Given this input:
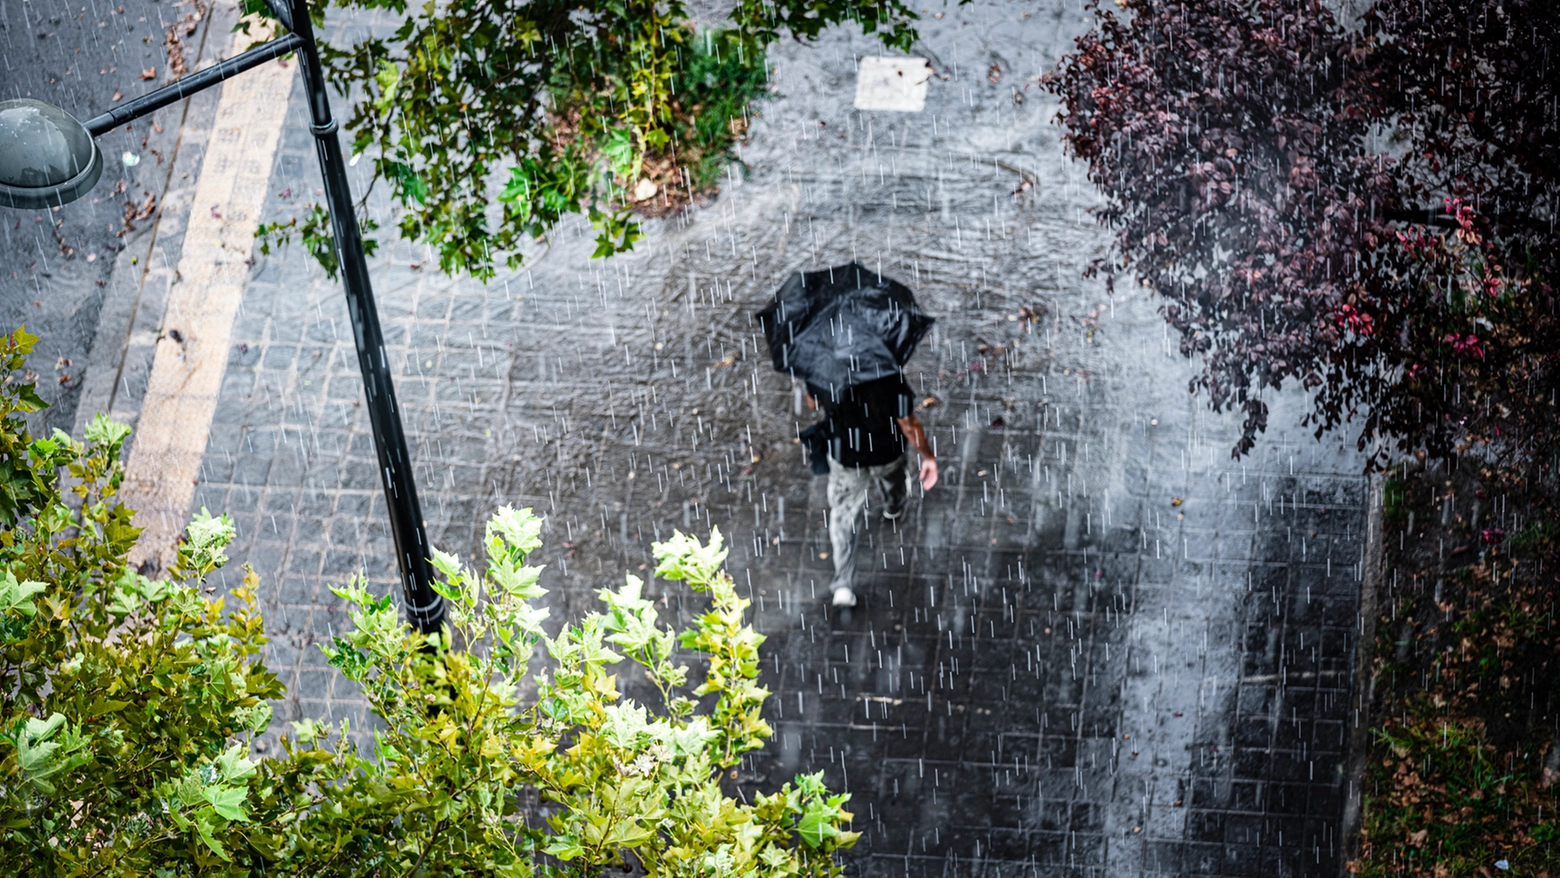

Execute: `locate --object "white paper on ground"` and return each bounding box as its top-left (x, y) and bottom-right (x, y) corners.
top-left (853, 56), bottom-right (933, 113)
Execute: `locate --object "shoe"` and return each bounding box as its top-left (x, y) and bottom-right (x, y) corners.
top-left (831, 587), bottom-right (857, 608)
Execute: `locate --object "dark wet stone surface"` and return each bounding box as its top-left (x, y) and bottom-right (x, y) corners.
top-left (4, 0), bottom-right (229, 437)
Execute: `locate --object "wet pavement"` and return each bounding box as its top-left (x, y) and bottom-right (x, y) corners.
top-left (47, 1), bottom-right (1370, 874)
top-left (4, 0), bottom-right (230, 436)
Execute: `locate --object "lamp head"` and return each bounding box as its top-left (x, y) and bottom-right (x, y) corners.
top-left (0, 99), bottom-right (103, 210)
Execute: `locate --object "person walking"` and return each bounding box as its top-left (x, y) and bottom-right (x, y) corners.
top-left (756, 262), bottom-right (938, 608)
top-left (806, 375), bottom-right (937, 607)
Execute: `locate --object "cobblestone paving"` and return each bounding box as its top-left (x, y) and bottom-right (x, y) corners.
top-left (115, 2), bottom-right (1371, 874)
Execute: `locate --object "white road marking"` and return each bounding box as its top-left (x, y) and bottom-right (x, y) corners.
top-left (122, 21), bottom-right (292, 571)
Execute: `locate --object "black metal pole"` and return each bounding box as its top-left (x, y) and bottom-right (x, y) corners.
top-left (286, 0), bottom-right (443, 634)
top-left (83, 33), bottom-right (304, 136)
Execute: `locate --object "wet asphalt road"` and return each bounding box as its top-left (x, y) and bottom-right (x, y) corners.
top-left (15, 1), bottom-right (1372, 875)
top-left (1, 0), bottom-right (223, 433)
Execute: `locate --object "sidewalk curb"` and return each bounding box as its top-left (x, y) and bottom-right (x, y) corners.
top-left (1340, 470), bottom-right (1385, 875)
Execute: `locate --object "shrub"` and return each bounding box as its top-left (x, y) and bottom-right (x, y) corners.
top-left (272, 515), bottom-right (858, 876)
top-left (0, 325), bottom-right (282, 872)
top-left (0, 326), bottom-right (854, 875)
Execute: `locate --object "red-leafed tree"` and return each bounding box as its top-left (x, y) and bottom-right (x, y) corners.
top-left (1045, 0), bottom-right (1559, 491)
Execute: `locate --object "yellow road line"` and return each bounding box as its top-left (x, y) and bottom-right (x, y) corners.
top-left (122, 22), bottom-right (292, 572)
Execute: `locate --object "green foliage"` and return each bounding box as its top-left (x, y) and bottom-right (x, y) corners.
top-left (0, 329), bottom-right (54, 528)
top-left (0, 326), bottom-right (284, 874)
top-left (302, 515), bottom-right (856, 875)
top-left (251, 0), bottom-right (920, 280)
top-left (255, 202), bottom-right (380, 281)
top-left (1360, 714), bottom-right (1560, 876)
top-left (675, 30), bottom-right (773, 193)
top-left (1505, 515), bottom-right (1559, 554)
top-left (1383, 475), bottom-right (1407, 522)
top-left (0, 326), bottom-right (855, 875)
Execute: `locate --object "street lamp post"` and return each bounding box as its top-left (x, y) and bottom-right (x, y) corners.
top-left (0, 0), bottom-right (444, 634)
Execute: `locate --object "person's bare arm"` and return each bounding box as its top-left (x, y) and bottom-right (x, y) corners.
top-left (895, 413), bottom-right (938, 490)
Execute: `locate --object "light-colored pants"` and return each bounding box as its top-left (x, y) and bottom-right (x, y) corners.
top-left (827, 455), bottom-right (909, 593)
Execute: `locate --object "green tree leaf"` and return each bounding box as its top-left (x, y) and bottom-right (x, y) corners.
top-left (0, 570), bottom-right (46, 617)
top-left (203, 784), bottom-right (250, 822)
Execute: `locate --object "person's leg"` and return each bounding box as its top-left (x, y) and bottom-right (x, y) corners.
top-left (826, 458), bottom-right (871, 604)
top-left (879, 455), bottom-right (910, 520)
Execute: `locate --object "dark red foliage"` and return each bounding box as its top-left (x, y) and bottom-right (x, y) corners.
top-left (1046, 0), bottom-right (1560, 490)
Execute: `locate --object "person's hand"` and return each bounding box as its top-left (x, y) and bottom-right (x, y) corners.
top-left (919, 458), bottom-right (938, 491)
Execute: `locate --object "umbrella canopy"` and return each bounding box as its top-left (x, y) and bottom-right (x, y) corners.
top-left (756, 263), bottom-right (935, 397)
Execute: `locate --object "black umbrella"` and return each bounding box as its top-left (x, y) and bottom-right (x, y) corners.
top-left (755, 263), bottom-right (935, 398)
